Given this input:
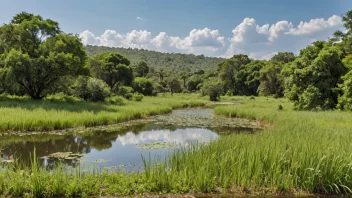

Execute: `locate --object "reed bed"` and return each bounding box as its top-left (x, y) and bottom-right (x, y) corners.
top-left (0, 94), bottom-right (205, 132)
top-left (144, 96), bottom-right (352, 195)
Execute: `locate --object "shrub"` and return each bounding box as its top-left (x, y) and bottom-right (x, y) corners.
top-left (278, 104), bottom-right (283, 110)
top-left (124, 93), bottom-right (133, 100)
top-left (46, 93), bottom-right (80, 103)
top-left (133, 77), bottom-right (154, 96)
top-left (105, 96), bottom-right (125, 105)
top-left (250, 96), bottom-right (255, 100)
top-left (72, 76), bottom-right (111, 102)
top-left (133, 93), bottom-right (144, 101)
top-left (117, 86), bottom-right (133, 99)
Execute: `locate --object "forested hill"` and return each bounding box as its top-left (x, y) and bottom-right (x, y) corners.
top-left (85, 45), bottom-right (226, 72)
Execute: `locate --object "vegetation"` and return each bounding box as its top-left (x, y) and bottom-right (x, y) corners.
top-left (1, 9), bottom-right (352, 197)
top-left (0, 94), bottom-right (205, 132)
top-left (85, 45), bottom-right (226, 73)
top-left (1, 97), bottom-right (352, 197)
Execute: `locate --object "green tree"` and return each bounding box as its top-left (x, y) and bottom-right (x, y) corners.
top-left (271, 52), bottom-right (296, 63)
top-left (168, 78), bottom-right (182, 94)
top-left (283, 42), bottom-right (347, 110)
top-left (180, 72), bottom-right (188, 88)
top-left (186, 74), bottom-right (203, 91)
top-left (72, 76), bottom-right (111, 102)
top-left (0, 12), bottom-right (87, 99)
top-left (156, 69), bottom-right (166, 82)
top-left (258, 61), bottom-right (284, 97)
top-left (89, 52), bottom-right (133, 90)
top-left (234, 60), bottom-right (264, 95)
top-left (133, 77), bottom-right (154, 96)
top-left (218, 54), bottom-right (251, 94)
top-left (338, 54), bottom-right (352, 110)
top-left (133, 61), bottom-right (149, 77)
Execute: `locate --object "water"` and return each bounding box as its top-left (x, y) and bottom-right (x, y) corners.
top-left (0, 109), bottom-right (258, 171)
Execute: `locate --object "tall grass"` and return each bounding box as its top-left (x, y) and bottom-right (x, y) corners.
top-left (1, 96), bottom-right (352, 196)
top-left (143, 97), bottom-right (352, 195)
top-left (0, 94), bottom-right (206, 132)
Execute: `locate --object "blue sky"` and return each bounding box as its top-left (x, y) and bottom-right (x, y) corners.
top-left (0, 0), bottom-right (351, 58)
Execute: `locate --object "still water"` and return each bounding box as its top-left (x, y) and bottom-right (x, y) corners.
top-left (0, 109), bottom-right (257, 171)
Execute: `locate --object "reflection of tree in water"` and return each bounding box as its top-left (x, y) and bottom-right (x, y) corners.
top-left (0, 123), bottom-right (183, 168)
top-left (1, 135), bottom-right (91, 167)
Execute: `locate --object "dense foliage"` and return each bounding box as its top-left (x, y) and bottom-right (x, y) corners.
top-left (1, 11), bottom-right (352, 111)
top-left (85, 45), bottom-right (225, 73)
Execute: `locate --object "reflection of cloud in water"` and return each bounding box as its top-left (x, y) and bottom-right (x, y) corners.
top-left (117, 128), bottom-right (218, 146)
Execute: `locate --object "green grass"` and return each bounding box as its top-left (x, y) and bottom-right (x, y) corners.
top-left (144, 96), bottom-right (352, 195)
top-left (1, 96), bottom-right (352, 197)
top-left (0, 93), bottom-right (206, 132)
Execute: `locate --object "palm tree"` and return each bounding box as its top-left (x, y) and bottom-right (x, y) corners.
top-left (156, 69), bottom-right (166, 82)
top-left (180, 72), bottom-right (188, 88)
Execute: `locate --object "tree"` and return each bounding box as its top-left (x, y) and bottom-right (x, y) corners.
top-left (168, 78), bottom-right (182, 94)
top-left (180, 72), bottom-right (188, 88)
top-left (271, 52), bottom-right (296, 63)
top-left (338, 55), bottom-right (352, 110)
top-left (201, 78), bottom-right (223, 101)
top-left (234, 60), bottom-right (264, 96)
top-left (89, 52), bottom-right (133, 90)
top-left (0, 12), bottom-right (88, 99)
top-left (133, 77), bottom-right (154, 96)
top-left (258, 61), bottom-right (284, 97)
top-left (133, 61), bottom-right (149, 77)
top-left (156, 69), bottom-right (166, 82)
top-left (186, 74), bottom-right (203, 91)
top-left (283, 42), bottom-right (347, 110)
top-left (72, 76), bottom-right (111, 102)
top-left (218, 54), bottom-right (251, 94)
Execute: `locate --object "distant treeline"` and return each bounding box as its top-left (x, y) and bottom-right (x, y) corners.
top-left (1, 11), bottom-right (352, 111)
top-left (85, 45), bottom-right (226, 73)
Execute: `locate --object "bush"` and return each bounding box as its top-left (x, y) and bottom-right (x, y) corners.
top-left (250, 96), bottom-right (255, 100)
top-left (46, 93), bottom-right (80, 103)
top-left (133, 93), bottom-right (144, 101)
top-left (278, 104), bottom-right (283, 110)
top-left (117, 86), bottom-right (133, 99)
top-left (72, 76), bottom-right (111, 102)
top-left (124, 93), bottom-right (133, 100)
top-left (105, 96), bottom-right (125, 105)
top-left (133, 77), bottom-right (154, 96)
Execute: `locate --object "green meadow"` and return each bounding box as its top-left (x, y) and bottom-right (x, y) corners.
top-left (0, 94), bottom-right (205, 132)
top-left (0, 96), bottom-right (352, 197)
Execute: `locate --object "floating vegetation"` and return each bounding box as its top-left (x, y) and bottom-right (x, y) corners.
top-left (154, 109), bottom-right (261, 130)
top-left (44, 152), bottom-right (84, 160)
top-left (136, 142), bottom-right (176, 150)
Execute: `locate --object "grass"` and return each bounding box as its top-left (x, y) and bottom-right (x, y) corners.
top-left (0, 93), bottom-right (206, 132)
top-left (144, 96), bottom-right (352, 195)
top-left (1, 96), bottom-right (352, 197)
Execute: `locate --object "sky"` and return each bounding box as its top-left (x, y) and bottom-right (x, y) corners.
top-left (0, 0), bottom-right (351, 59)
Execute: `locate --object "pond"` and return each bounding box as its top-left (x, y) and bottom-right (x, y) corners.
top-left (0, 109), bottom-right (260, 171)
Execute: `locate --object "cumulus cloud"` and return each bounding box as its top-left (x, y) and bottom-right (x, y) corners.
top-left (224, 15), bottom-right (344, 59)
top-left (80, 28), bottom-right (225, 55)
top-left (80, 15), bottom-right (344, 58)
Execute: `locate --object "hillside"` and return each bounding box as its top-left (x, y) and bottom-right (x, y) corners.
top-left (85, 45), bottom-right (226, 72)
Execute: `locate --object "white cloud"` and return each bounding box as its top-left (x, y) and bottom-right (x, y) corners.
top-left (286, 15), bottom-right (343, 35)
top-left (80, 15), bottom-right (344, 59)
top-left (224, 15), bottom-right (344, 59)
top-left (80, 28), bottom-right (225, 55)
top-left (136, 16), bottom-right (147, 21)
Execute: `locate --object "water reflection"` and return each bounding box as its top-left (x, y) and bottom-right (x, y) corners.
top-left (0, 109), bottom-right (258, 171)
top-left (0, 124), bottom-right (221, 170)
